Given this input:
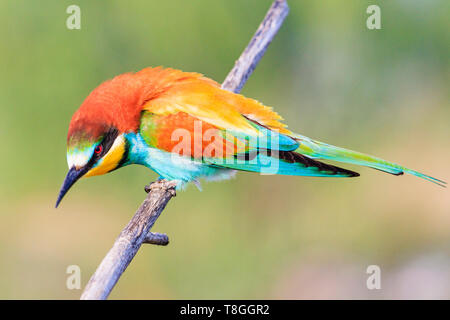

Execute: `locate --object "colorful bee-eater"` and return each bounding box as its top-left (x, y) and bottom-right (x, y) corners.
top-left (56, 67), bottom-right (445, 207)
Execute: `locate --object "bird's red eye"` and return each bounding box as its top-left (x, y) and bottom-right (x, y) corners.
top-left (94, 145), bottom-right (103, 155)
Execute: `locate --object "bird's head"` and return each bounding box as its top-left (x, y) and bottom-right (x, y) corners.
top-left (55, 120), bottom-right (128, 208)
top-left (56, 74), bottom-right (143, 208)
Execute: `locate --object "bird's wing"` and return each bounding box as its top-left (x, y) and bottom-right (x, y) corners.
top-left (139, 111), bottom-right (359, 178)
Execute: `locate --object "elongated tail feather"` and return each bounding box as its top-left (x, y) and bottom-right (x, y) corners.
top-left (294, 134), bottom-right (446, 187)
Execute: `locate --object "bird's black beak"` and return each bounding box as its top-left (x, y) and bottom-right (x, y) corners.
top-left (55, 166), bottom-right (86, 208)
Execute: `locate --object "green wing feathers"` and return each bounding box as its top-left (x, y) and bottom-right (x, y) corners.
top-left (293, 134), bottom-right (446, 187)
top-left (206, 119), bottom-right (361, 178)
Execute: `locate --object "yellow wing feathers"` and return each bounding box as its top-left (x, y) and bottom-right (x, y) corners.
top-left (140, 67), bottom-right (291, 135)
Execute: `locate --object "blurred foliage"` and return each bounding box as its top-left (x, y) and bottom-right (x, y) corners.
top-left (0, 0), bottom-right (448, 299)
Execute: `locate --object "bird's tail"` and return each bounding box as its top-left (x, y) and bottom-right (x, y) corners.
top-left (293, 134), bottom-right (446, 187)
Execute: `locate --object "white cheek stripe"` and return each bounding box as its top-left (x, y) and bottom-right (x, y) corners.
top-left (67, 146), bottom-right (94, 169)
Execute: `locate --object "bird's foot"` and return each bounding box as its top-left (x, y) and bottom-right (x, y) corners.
top-left (144, 179), bottom-right (178, 197)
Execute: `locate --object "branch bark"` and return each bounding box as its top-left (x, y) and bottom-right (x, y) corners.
top-left (80, 180), bottom-right (177, 300)
top-left (80, 0), bottom-right (289, 300)
top-left (143, 232), bottom-right (169, 246)
top-left (222, 0), bottom-right (289, 94)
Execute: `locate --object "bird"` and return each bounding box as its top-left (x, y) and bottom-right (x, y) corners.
top-left (56, 67), bottom-right (445, 207)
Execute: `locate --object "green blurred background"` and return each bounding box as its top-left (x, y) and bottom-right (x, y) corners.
top-left (0, 0), bottom-right (449, 299)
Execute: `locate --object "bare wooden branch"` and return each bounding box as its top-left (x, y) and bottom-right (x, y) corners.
top-left (80, 180), bottom-right (177, 300)
top-left (80, 0), bottom-right (289, 300)
top-left (222, 0), bottom-right (289, 93)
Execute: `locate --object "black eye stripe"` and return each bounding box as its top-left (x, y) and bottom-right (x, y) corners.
top-left (96, 128), bottom-right (119, 158)
top-left (84, 127), bottom-right (119, 170)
